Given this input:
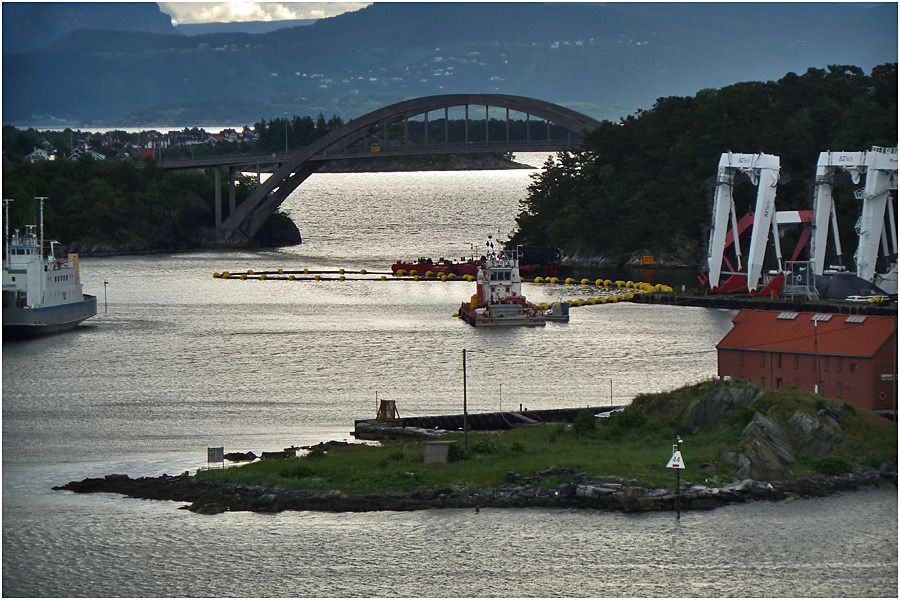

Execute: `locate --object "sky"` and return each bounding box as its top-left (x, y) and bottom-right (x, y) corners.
top-left (156, 1), bottom-right (370, 24)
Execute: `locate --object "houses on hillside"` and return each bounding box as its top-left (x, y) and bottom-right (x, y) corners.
top-left (18, 126), bottom-right (259, 163)
top-left (717, 309), bottom-right (897, 414)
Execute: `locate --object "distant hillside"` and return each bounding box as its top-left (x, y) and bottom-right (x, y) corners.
top-left (2, 2), bottom-right (896, 126)
top-left (175, 19), bottom-right (316, 36)
top-left (1, 2), bottom-right (176, 53)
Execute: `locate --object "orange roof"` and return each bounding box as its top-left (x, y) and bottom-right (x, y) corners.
top-left (717, 310), bottom-right (896, 357)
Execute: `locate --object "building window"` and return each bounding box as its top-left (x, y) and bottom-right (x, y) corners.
top-left (836, 357), bottom-right (843, 372)
top-left (836, 381), bottom-right (843, 398)
top-left (776, 353), bottom-right (782, 369)
top-left (793, 354), bottom-right (799, 369)
top-left (823, 356), bottom-right (829, 371)
top-left (760, 353), bottom-right (766, 368)
top-left (739, 351), bottom-right (744, 366)
top-left (850, 362), bottom-right (858, 372)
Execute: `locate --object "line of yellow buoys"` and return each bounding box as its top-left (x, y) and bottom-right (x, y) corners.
top-left (212, 269), bottom-right (675, 308)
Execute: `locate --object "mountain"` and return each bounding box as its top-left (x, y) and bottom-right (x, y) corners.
top-left (1, 2), bottom-right (176, 53)
top-left (175, 19), bottom-right (316, 36)
top-left (2, 2), bottom-right (896, 126)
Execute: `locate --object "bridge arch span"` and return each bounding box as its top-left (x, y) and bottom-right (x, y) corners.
top-left (221, 94), bottom-right (602, 242)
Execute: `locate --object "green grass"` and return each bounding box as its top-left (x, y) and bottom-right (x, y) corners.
top-left (197, 382), bottom-right (897, 494)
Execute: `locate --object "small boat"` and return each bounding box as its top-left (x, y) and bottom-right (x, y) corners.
top-left (2, 198), bottom-right (97, 337)
top-left (392, 244), bottom-right (567, 279)
top-left (457, 238), bottom-right (547, 327)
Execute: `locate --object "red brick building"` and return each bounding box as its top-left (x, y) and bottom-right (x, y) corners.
top-left (717, 310), bottom-right (897, 413)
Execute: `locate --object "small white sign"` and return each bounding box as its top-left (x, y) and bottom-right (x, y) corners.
top-left (666, 450), bottom-right (685, 469)
top-left (207, 447), bottom-right (224, 463)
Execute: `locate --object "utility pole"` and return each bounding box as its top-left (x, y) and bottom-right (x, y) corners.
top-left (462, 349), bottom-right (469, 449)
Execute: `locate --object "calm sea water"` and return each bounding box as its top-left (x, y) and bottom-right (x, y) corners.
top-left (3, 160), bottom-right (897, 597)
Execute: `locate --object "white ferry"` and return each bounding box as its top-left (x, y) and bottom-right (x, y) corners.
top-left (457, 237), bottom-right (547, 327)
top-left (2, 198), bottom-right (97, 336)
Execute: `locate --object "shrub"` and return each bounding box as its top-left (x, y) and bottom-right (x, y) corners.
top-left (447, 443), bottom-right (468, 462)
top-left (472, 436), bottom-right (500, 455)
top-left (510, 441), bottom-right (526, 454)
top-left (573, 409), bottom-right (596, 435)
top-left (813, 456), bottom-right (854, 476)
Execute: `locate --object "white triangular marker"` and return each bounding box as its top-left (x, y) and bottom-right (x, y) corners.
top-left (666, 450), bottom-right (685, 469)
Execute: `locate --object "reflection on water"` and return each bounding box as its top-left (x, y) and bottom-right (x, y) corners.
top-left (3, 167), bottom-right (896, 597)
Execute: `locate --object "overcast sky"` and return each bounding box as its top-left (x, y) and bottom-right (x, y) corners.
top-left (157, 2), bottom-right (370, 24)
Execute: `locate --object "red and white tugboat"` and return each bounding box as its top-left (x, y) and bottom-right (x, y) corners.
top-left (457, 237), bottom-right (546, 327)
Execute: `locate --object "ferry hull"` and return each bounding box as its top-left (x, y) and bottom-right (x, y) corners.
top-left (3, 295), bottom-right (97, 337)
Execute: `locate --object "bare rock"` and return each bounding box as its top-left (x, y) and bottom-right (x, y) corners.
top-left (741, 412), bottom-right (796, 479)
top-left (788, 410), bottom-right (843, 456)
top-left (688, 385), bottom-right (761, 433)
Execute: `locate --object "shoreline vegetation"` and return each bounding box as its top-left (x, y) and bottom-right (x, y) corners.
top-left (55, 380), bottom-right (898, 515)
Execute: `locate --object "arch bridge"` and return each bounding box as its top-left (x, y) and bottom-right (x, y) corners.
top-left (213, 94), bottom-right (602, 243)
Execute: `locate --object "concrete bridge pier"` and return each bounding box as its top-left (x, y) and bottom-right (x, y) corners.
top-left (213, 167), bottom-right (240, 242)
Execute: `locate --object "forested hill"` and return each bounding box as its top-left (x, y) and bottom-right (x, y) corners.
top-left (511, 64), bottom-right (898, 266)
top-left (3, 2), bottom-right (896, 126)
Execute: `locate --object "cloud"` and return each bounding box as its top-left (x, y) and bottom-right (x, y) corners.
top-left (157, 2), bottom-right (369, 25)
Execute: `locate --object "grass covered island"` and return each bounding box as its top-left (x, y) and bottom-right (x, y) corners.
top-left (56, 380), bottom-right (897, 514)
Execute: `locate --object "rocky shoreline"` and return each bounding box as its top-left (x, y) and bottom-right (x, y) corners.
top-left (54, 465), bottom-right (897, 515)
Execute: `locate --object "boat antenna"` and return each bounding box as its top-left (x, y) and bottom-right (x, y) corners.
top-left (36, 196), bottom-right (48, 259)
top-left (3, 198), bottom-right (13, 264)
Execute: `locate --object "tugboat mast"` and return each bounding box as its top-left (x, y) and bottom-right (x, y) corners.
top-left (3, 198), bottom-right (13, 265)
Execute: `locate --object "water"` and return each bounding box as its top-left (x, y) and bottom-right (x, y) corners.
top-left (3, 162), bottom-right (896, 597)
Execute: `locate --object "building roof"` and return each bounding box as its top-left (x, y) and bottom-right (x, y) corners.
top-left (717, 309), bottom-right (896, 358)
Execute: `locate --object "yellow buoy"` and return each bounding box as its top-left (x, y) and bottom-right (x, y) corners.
top-left (413, 275), bottom-right (420, 281)
top-left (549, 277), bottom-right (559, 285)
top-left (451, 312), bottom-right (459, 318)
top-left (396, 269), bottom-right (406, 278)
top-left (360, 268), bottom-right (367, 275)
top-left (303, 268), bottom-right (309, 275)
top-left (277, 268), bottom-right (283, 274)
top-left (288, 275), bottom-right (296, 281)
top-left (539, 303), bottom-right (549, 310)
top-left (240, 274), bottom-right (247, 280)
top-left (465, 275), bottom-right (474, 282)
top-left (534, 276), bottom-right (544, 284)
top-left (259, 274), bottom-right (267, 281)
top-left (604, 279), bottom-right (612, 287)
top-left (615, 280), bottom-right (625, 288)
top-left (221, 271), bottom-right (230, 279)
top-left (586, 297), bottom-right (596, 305)
top-left (425, 270), bottom-right (434, 279)
top-left (212, 272), bottom-right (220, 279)
top-left (470, 294), bottom-right (479, 308)
top-left (595, 279), bottom-right (603, 287)
top-left (581, 278), bottom-right (590, 285)
top-left (409, 269), bottom-right (418, 277)
top-left (314, 275), bottom-right (321, 281)
top-left (440, 275), bottom-right (447, 282)
top-left (625, 280), bottom-right (634, 288)
top-left (598, 296), bottom-right (607, 304)
top-left (339, 275), bottom-right (346, 281)
top-left (381, 275), bottom-right (387, 281)
top-left (447, 273), bottom-right (456, 280)
top-left (565, 277), bottom-right (575, 285)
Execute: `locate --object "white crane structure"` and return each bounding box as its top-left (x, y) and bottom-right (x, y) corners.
top-left (810, 146), bottom-right (898, 293)
top-left (706, 152), bottom-right (781, 291)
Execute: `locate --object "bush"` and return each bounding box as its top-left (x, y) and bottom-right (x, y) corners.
top-left (573, 409), bottom-right (596, 435)
top-left (447, 443), bottom-right (468, 462)
top-left (510, 441), bottom-right (526, 454)
top-left (813, 456), bottom-right (854, 476)
top-left (472, 436), bottom-right (500, 455)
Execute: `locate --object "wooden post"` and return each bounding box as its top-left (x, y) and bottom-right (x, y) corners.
top-left (463, 349), bottom-right (469, 449)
